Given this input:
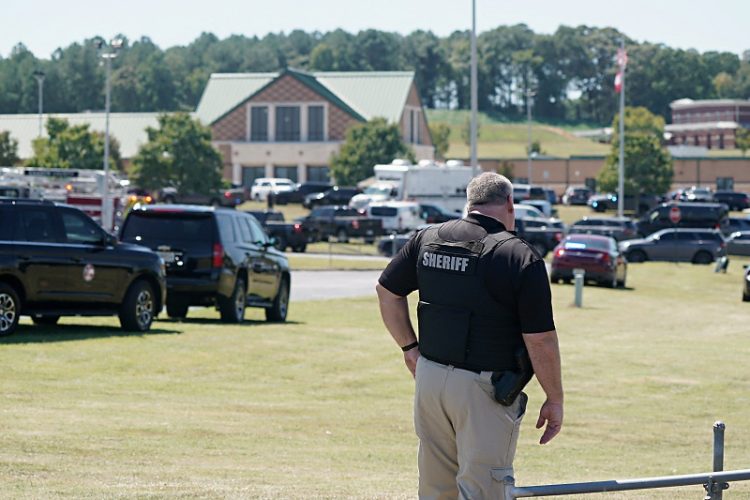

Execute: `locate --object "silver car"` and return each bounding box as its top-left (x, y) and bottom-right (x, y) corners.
top-left (619, 228), bottom-right (726, 264)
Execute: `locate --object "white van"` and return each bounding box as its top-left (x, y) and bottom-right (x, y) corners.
top-left (367, 201), bottom-right (426, 233)
top-left (250, 178), bottom-right (294, 201)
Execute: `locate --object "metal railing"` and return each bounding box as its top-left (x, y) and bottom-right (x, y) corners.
top-left (505, 422), bottom-right (750, 499)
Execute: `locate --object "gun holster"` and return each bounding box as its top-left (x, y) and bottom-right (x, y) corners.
top-left (490, 346), bottom-right (534, 406)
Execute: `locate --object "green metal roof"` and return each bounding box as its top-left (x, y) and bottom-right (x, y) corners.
top-left (195, 73), bottom-right (277, 125)
top-left (313, 71), bottom-right (415, 124)
top-left (196, 70), bottom-right (415, 126)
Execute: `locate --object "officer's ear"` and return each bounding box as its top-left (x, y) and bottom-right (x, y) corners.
top-left (507, 197), bottom-right (514, 214)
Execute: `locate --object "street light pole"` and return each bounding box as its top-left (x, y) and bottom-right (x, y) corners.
top-left (526, 87), bottom-right (535, 184)
top-left (32, 70), bottom-right (45, 137)
top-left (99, 38), bottom-right (122, 231)
top-left (470, 0), bottom-right (478, 176)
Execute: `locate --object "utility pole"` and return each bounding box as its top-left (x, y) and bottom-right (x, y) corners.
top-left (617, 39), bottom-right (627, 218)
top-left (470, 0), bottom-right (478, 176)
top-left (526, 86), bottom-right (536, 184)
top-left (99, 38), bottom-right (123, 231)
top-left (32, 70), bottom-right (45, 137)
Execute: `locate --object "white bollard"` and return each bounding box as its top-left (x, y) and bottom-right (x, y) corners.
top-left (573, 268), bottom-right (585, 307)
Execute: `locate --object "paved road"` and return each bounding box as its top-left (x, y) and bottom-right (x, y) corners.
top-left (290, 270), bottom-right (382, 302)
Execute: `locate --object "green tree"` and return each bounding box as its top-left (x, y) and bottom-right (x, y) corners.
top-left (598, 107), bottom-right (672, 198)
top-left (27, 117), bottom-right (122, 170)
top-left (330, 118), bottom-right (414, 185)
top-left (428, 122), bottom-right (451, 159)
top-left (131, 113), bottom-right (223, 194)
top-left (0, 131), bottom-right (20, 165)
top-left (736, 128), bottom-right (750, 156)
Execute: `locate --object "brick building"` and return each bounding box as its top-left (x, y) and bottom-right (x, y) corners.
top-left (195, 69), bottom-right (434, 187)
top-left (666, 98), bottom-right (750, 149)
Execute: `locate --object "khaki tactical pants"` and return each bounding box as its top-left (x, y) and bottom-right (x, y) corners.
top-left (415, 356), bottom-right (527, 500)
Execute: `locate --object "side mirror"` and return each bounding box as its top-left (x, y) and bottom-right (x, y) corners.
top-left (100, 232), bottom-right (117, 246)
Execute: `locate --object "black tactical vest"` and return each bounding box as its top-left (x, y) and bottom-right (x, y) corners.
top-left (415, 224), bottom-right (524, 372)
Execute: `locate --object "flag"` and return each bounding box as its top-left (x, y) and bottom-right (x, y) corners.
top-left (614, 47), bottom-right (628, 93)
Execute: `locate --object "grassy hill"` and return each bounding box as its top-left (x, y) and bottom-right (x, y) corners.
top-left (426, 109), bottom-right (611, 159)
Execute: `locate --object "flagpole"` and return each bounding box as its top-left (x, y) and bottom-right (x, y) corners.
top-left (470, 0), bottom-right (478, 177)
top-left (617, 39), bottom-right (626, 218)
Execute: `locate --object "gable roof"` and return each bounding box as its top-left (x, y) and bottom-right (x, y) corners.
top-left (195, 70), bottom-right (415, 126)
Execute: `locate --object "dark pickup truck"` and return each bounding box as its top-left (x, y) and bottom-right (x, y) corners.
top-left (296, 205), bottom-right (384, 243)
top-left (515, 217), bottom-right (566, 258)
top-left (158, 186), bottom-right (247, 208)
top-left (245, 210), bottom-right (310, 253)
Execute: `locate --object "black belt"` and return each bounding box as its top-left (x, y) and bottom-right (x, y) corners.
top-left (422, 353), bottom-right (487, 374)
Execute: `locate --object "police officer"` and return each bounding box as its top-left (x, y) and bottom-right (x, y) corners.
top-left (376, 172), bottom-right (563, 499)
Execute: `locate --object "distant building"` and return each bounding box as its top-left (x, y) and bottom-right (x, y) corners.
top-left (195, 69), bottom-right (434, 186)
top-left (666, 99), bottom-right (750, 149)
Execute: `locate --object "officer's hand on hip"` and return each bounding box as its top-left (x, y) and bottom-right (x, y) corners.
top-left (536, 399), bottom-right (563, 445)
top-left (404, 348), bottom-right (420, 378)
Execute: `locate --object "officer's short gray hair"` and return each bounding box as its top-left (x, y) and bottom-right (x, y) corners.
top-left (466, 172), bottom-right (513, 207)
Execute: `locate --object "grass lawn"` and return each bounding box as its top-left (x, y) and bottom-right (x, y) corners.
top-left (2, 257), bottom-right (750, 498)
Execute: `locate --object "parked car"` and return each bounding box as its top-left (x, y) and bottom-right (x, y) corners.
top-left (724, 217), bottom-right (750, 236)
top-left (158, 186), bottom-right (247, 207)
top-left (619, 228), bottom-right (726, 264)
top-left (727, 231), bottom-right (750, 256)
top-left (544, 188), bottom-right (558, 205)
top-left (296, 205), bottom-right (383, 243)
top-left (244, 210), bottom-right (311, 252)
top-left (636, 202), bottom-right (729, 236)
top-left (587, 192), bottom-right (661, 215)
top-left (550, 234), bottom-right (627, 288)
top-left (249, 178), bottom-right (295, 202)
top-left (522, 199), bottom-right (556, 218)
top-left (273, 181), bottom-right (332, 205)
top-left (562, 186), bottom-right (592, 205)
top-left (515, 217), bottom-right (566, 258)
top-left (419, 203), bottom-right (461, 224)
top-left (367, 201), bottom-right (426, 234)
top-left (0, 199), bottom-right (166, 336)
top-left (682, 186), bottom-right (713, 202)
top-left (512, 184), bottom-right (547, 203)
top-left (304, 186), bottom-right (361, 209)
top-left (377, 232), bottom-right (414, 257)
top-left (120, 205), bottom-right (290, 322)
top-left (743, 265), bottom-right (750, 302)
top-left (514, 203), bottom-right (547, 220)
top-left (568, 216), bottom-right (639, 241)
top-left (713, 191), bottom-right (750, 211)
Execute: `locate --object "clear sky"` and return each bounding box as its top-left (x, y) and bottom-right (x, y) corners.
top-left (3, 0), bottom-right (748, 59)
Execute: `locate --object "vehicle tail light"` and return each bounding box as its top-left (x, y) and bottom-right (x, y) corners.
top-left (224, 191), bottom-right (231, 198)
top-left (212, 243), bottom-right (223, 268)
top-left (351, 220), bottom-right (360, 230)
top-left (144, 195), bottom-right (153, 203)
top-left (599, 252), bottom-right (611, 263)
top-left (555, 248), bottom-right (565, 257)
top-left (293, 223), bottom-right (302, 233)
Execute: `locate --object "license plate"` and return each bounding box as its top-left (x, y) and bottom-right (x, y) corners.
top-left (158, 251), bottom-right (176, 263)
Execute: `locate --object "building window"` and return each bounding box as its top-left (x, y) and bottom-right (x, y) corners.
top-left (250, 107), bottom-right (268, 142)
top-left (274, 166), bottom-right (298, 182)
top-left (242, 166), bottom-right (266, 187)
top-left (275, 106), bottom-right (300, 141)
top-left (307, 166), bottom-right (330, 182)
top-left (308, 105), bottom-right (325, 141)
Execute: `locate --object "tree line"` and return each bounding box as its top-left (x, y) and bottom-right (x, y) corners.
top-left (0, 25), bottom-right (748, 125)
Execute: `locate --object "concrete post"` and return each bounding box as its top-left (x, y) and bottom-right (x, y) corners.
top-left (573, 268), bottom-right (585, 307)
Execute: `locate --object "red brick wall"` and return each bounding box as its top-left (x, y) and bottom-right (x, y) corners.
top-left (329, 105), bottom-right (360, 141)
top-left (212, 105), bottom-right (247, 141)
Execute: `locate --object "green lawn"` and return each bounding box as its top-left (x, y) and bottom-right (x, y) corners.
top-left (426, 109), bottom-right (611, 159)
top-left (2, 258), bottom-right (750, 498)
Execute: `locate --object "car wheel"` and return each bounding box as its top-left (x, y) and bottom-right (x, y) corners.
top-left (364, 238), bottom-right (375, 244)
top-left (562, 278), bottom-right (572, 285)
top-left (119, 280), bottom-right (155, 332)
top-left (606, 273), bottom-right (618, 288)
top-left (266, 277), bottom-right (289, 322)
top-left (163, 195), bottom-right (176, 204)
top-left (219, 277), bottom-right (246, 324)
top-left (210, 199), bottom-right (221, 208)
top-left (337, 228), bottom-right (349, 243)
top-left (32, 315), bottom-right (60, 326)
top-left (292, 244), bottom-right (307, 253)
top-left (692, 251), bottom-right (713, 265)
top-left (166, 298), bottom-right (189, 319)
top-left (743, 292), bottom-right (750, 302)
top-left (0, 283), bottom-right (21, 336)
top-left (275, 236), bottom-right (288, 252)
top-left (550, 274), bottom-right (559, 284)
top-left (626, 250), bottom-right (647, 263)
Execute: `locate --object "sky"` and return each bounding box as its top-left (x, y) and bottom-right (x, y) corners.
top-left (3, 0), bottom-right (749, 59)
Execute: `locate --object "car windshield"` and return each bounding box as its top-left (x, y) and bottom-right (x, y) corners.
top-left (370, 206), bottom-right (398, 217)
top-left (364, 185), bottom-right (394, 195)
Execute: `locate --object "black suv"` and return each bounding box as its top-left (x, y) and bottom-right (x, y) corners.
top-left (0, 199), bottom-right (166, 336)
top-left (303, 186), bottom-right (360, 209)
top-left (274, 182), bottom-right (332, 205)
top-left (120, 205), bottom-right (290, 323)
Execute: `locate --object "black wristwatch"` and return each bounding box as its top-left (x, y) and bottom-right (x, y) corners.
top-left (401, 341), bottom-right (419, 352)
